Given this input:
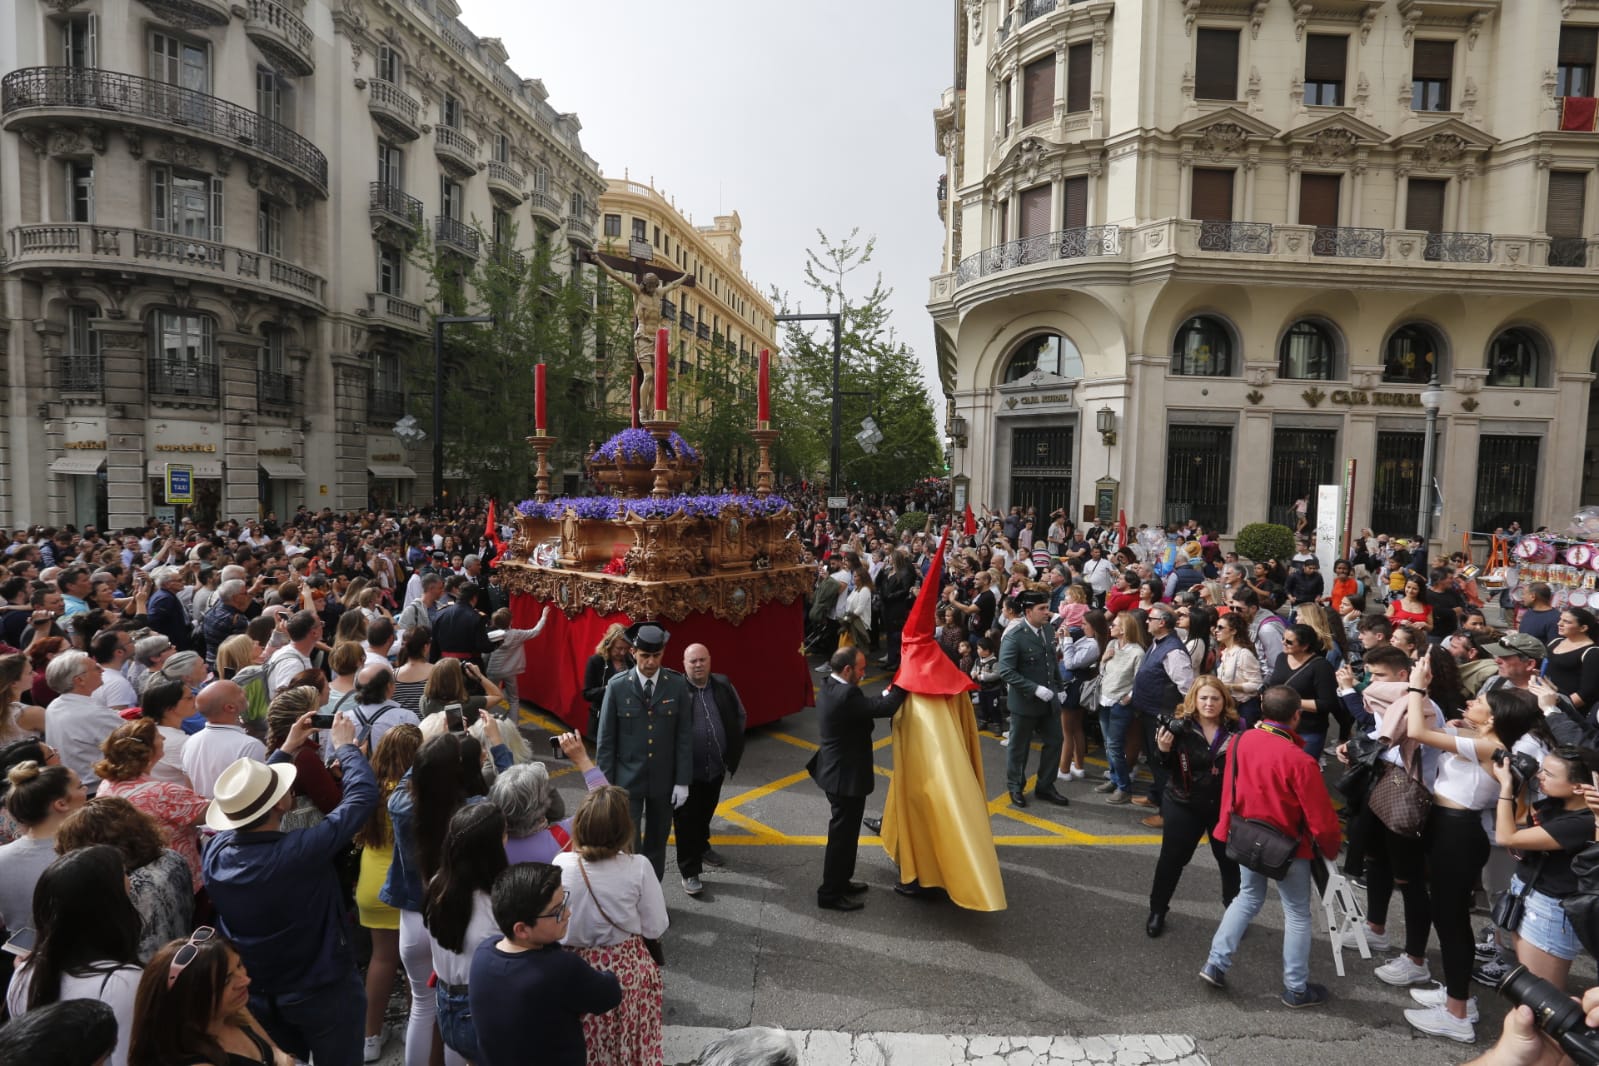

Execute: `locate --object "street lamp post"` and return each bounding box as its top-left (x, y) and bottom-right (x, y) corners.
top-left (1417, 373), bottom-right (1443, 555)
top-left (431, 313), bottom-right (495, 505)
top-left (774, 312), bottom-right (843, 497)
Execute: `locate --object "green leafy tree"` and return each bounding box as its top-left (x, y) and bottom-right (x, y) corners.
top-left (405, 218), bottom-right (632, 502)
top-left (771, 230), bottom-right (941, 494)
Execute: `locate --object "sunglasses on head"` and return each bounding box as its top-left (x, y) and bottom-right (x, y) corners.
top-left (167, 926), bottom-right (217, 988)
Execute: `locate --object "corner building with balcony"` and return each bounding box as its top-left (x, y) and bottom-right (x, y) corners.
top-left (931, 0), bottom-right (1599, 543)
top-left (0, 0), bottom-right (604, 527)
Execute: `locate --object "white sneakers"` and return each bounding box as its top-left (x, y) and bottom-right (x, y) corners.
top-left (1410, 984), bottom-right (1479, 1023)
top-left (1405, 1003), bottom-right (1476, 1043)
top-left (1363, 925), bottom-right (1391, 952)
top-left (363, 1027), bottom-right (389, 1063)
top-left (1374, 954), bottom-right (1432, 987)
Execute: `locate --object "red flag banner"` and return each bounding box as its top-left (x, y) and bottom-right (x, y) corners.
top-left (1115, 509), bottom-right (1128, 552)
top-left (1561, 96), bottom-right (1598, 132)
top-left (963, 504), bottom-right (976, 538)
top-left (485, 499), bottom-right (507, 567)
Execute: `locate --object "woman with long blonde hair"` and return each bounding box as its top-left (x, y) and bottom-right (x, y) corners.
top-left (1144, 676), bottom-right (1242, 938)
top-left (583, 624), bottom-right (633, 738)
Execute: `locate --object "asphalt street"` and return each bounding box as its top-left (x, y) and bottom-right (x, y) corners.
top-left (512, 659), bottom-right (1594, 1066)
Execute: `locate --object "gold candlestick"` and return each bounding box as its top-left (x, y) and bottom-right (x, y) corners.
top-left (641, 418), bottom-right (680, 499)
top-left (525, 433), bottom-right (556, 502)
top-left (750, 428), bottom-right (779, 497)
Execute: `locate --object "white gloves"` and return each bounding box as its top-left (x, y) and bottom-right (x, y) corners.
top-left (671, 784), bottom-right (689, 809)
top-left (1034, 684), bottom-right (1055, 704)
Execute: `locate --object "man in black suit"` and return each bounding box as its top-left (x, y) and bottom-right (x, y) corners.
top-left (806, 646), bottom-right (906, 912)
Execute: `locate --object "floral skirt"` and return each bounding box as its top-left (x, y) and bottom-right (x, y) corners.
top-left (571, 936), bottom-right (662, 1066)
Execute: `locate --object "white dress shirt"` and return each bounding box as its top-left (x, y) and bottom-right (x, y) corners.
top-left (181, 723), bottom-right (266, 798)
top-left (266, 643), bottom-right (314, 697)
top-left (45, 691), bottom-right (128, 791)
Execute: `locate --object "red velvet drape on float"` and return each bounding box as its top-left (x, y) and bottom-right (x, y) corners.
top-left (881, 529), bottom-right (1007, 911)
top-left (510, 594), bottom-right (814, 734)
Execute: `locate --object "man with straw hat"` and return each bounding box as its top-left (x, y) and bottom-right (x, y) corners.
top-left (201, 709), bottom-right (377, 1066)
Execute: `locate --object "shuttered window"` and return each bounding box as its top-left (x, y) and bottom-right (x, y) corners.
top-left (1547, 171), bottom-right (1588, 237)
top-left (1062, 176), bottom-right (1088, 229)
top-left (1406, 179), bottom-right (1447, 233)
top-left (1067, 42), bottom-right (1092, 113)
top-left (1190, 168), bottom-right (1234, 221)
top-left (1022, 56), bottom-right (1055, 127)
top-left (1559, 26), bottom-right (1597, 97)
top-left (1299, 173), bottom-right (1341, 227)
top-left (1018, 185), bottom-right (1052, 239)
top-left (1195, 29), bottom-right (1240, 101)
top-left (1304, 34), bottom-right (1347, 106)
top-left (1411, 40), bottom-right (1453, 111)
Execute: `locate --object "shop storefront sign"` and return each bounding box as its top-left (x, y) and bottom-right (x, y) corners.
top-left (371, 453), bottom-right (403, 463)
top-left (64, 440), bottom-right (107, 450)
top-left (1312, 389), bottom-right (1424, 409)
top-left (154, 443), bottom-right (218, 453)
top-left (258, 447), bottom-right (294, 458)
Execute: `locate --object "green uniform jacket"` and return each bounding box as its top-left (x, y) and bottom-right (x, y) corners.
top-left (596, 666), bottom-right (693, 799)
top-left (997, 621), bottom-right (1056, 719)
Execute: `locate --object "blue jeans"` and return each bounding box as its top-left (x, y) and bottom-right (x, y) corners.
top-left (1100, 702), bottom-right (1134, 793)
top-left (250, 970), bottom-right (366, 1066)
top-left (1300, 732), bottom-right (1327, 761)
top-left (436, 985), bottom-right (479, 1061)
top-left (1205, 858), bottom-right (1314, 994)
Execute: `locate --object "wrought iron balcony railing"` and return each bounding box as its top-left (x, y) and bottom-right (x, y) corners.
top-left (369, 388), bottom-right (406, 420)
top-left (259, 368), bottom-right (295, 407)
top-left (434, 216), bottom-right (479, 257)
top-left (1197, 220), bottom-right (1273, 253)
top-left (57, 353), bottom-right (102, 394)
top-left (954, 225), bottom-right (1122, 285)
top-left (1550, 236), bottom-right (1590, 268)
top-left (1423, 231), bottom-right (1492, 264)
top-left (148, 358), bottom-right (219, 399)
top-left (1310, 226), bottom-right (1385, 259)
top-left (369, 182), bottom-right (422, 230)
top-left (2, 67), bottom-right (326, 194)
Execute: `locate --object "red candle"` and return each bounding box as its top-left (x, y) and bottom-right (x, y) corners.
top-left (654, 327), bottom-right (669, 414)
top-left (757, 348), bottom-right (771, 424)
top-left (534, 363), bottom-right (547, 433)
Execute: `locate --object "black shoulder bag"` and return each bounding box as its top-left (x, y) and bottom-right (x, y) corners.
top-left (1223, 730), bottom-right (1303, 881)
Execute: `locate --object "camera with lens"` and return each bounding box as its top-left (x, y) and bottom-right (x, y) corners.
top-left (1155, 713), bottom-right (1192, 740)
top-left (1492, 748), bottom-right (1541, 795)
top-left (1499, 964), bottom-right (1599, 1065)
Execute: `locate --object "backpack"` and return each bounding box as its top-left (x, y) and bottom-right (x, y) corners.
top-left (353, 700), bottom-right (404, 749)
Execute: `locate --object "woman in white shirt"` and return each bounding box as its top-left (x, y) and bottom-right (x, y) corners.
top-left (423, 802), bottom-right (508, 1065)
top-left (1392, 655), bottom-right (1548, 1046)
top-left (1093, 612), bottom-right (1148, 806)
top-left (838, 566), bottom-right (874, 652)
top-left (6, 844), bottom-right (143, 1066)
top-left (1212, 614), bottom-right (1263, 726)
top-left (554, 786), bottom-right (668, 1066)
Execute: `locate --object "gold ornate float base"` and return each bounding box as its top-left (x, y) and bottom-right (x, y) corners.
top-left (494, 561), bottom-right (814, 625)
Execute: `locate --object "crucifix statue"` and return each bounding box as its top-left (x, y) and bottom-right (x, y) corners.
top-left (585, 251), bottom-right (695, 425)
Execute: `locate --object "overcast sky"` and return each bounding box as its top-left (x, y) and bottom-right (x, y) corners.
top-left (460, 0), bottom-right (954, 394)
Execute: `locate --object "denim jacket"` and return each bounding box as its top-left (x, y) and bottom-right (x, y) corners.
top-left (201, 744), bottom-right (377, 996)
top-left (380, 743), bottom-right (512, 912)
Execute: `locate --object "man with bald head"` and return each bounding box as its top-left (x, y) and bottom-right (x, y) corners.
top-left (182, 679), bottom-right (267, 797)
top-left (671, 642), bottom-right (747, 898)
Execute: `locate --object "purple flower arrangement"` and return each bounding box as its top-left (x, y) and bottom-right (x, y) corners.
top-left (589, 429), bottom-right (699, 464)
top-left (516, 493), bottom-right (789, 521)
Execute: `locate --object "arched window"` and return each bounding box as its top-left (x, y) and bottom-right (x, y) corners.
top-left (1171, 316), bottom-right (1234, 376)
top-left (1278, 320), bottom-right (1338, 380)
top-left (1382, 323), bottom-right (1444, 384)
top-left (1003, 332), bottom-right (1084, 383)
top-left (1486, 328), bottom-right (1548, 388)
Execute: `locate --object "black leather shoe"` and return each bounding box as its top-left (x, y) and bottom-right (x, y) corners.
top-left (844, 880), bottom-right (869, 896)
top-left (894, 880), bottom-right (928, 897)
top-left (1146, 910), bottom-right (1167, 938)
top-left (818, 896), bottom-right (864, 912)
top-left (862, 817), bottom-right (883, 834)
top-left (1009, 790), bottom-right (1027, 808)
top-left (1033, 788), bottom-right (1070, 807)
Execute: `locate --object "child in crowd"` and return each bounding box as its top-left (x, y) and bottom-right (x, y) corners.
top-left (484, 604), bottom-right (551, 710)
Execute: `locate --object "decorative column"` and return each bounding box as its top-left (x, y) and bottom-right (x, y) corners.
top-left (34, 321), bottom-right (67, 523)
top-left (220, 333), bottom-right (261, 523)
top-left (94, 318), bottom-right (150, 529)
top-left (1286, 152), bottom-right (1303, 224)
top-left (1455, 164), bottom-right (1475, 232)
top-left (1177, 150), bottom-right (1193, 219)
top-left (1350, 153), bottom-right (1367, 226)
top-left (1242, 151), bottom-right (1259, 221)
top-left (1393, 161), bottom-right (1411, 230)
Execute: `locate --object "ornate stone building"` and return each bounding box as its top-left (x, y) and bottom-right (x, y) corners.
top-left (931, 0), bottom-right (1599, 544)
top-left (0, 0), bottom-right (604, 527)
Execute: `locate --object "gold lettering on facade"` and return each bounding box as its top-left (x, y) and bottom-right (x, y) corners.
top-left (63, 440), bottom-right (107, 450)
top-left (153, 443), bottom-right (218, 453)
top-left (1321, 390), bottom-right (1421, 408)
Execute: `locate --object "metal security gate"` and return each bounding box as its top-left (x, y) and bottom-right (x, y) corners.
top-left (1474, 436), bottom-right (1540, 532)
top-left (1010, 426), bottom-right (1073, 518)
top-left (1268, 429), bottom-right (1336, 529)
top-left (1165, 425), bottom-right (1233, 532)
top-left (1371, 431), bottom-right (1426, 538)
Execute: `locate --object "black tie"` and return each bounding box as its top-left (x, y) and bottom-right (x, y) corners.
top-left (644, 679), bottom-right (654, 702)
